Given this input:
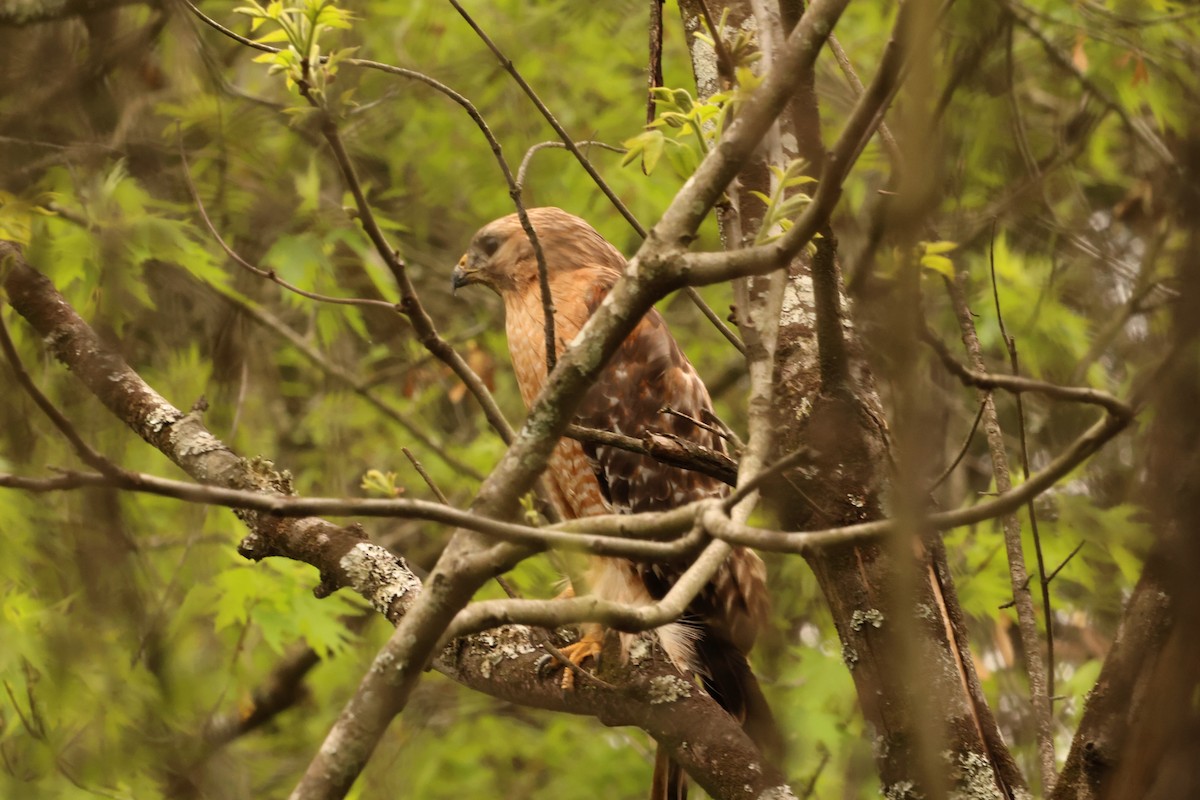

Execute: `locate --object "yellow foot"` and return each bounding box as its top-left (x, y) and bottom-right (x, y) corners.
top-left (542, 627), bottom-right (604, 690)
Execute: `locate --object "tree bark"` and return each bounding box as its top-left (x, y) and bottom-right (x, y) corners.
top-left (676, 3), bottom-right (1024, 796)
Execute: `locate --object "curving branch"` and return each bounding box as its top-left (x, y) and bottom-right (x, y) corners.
top-left (210, 287), bottom-right (484, 481)
top-left (178, 141), bottom-right (398, 313)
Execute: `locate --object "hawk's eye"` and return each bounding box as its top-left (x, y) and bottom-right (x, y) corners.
top-left (478, 233), bottom-right (501, 257)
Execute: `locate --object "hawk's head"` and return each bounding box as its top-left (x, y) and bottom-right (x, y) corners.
top-left (452, 207), bottom-right (625, 296)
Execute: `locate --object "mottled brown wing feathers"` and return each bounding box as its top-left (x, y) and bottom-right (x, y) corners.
top-left (568, 269), bottom-right (778, 753)
top-left (573, 272), bottom-right (727, 516)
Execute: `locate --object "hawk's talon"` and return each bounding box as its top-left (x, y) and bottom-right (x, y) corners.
top-left (553, 630), bottom-right (604, 690)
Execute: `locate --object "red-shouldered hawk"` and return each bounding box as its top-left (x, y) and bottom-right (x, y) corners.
top-left (454, 207), bottom-right (778, 800)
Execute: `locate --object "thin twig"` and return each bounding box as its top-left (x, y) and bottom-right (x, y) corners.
top-left (178, 135), bottom-right (397, 312)
top-left (0, 313), bottom-right (113, 474)
top-left (401, 447), bottom-right (449, 505)
top-left (568, 424), bottom-right (739, 487)
top-left (797, 747), bottom-right (831, 800)
top-left (723, 444), bottom-right (814, 510)
top-left (402, 446), bottom-right (528, 603)
top-left (827, 33), bottom-right (902, 167)
top-left (658, 405), bottom-right (732, 441)
top-left (989, 222), bottom-right (1056, 706)
top-left (308, 102), bottom-right (517, 444)
top-left (947, 272), bottom-right (1057, 791)
top-left (1045, 540), bottom-right (1085, 584)
top-left (212, 288), bottom-right (484, 480)
top-left (929, 395), bottom-right (990, 492)
top-left (922, 330), bottom-right (1133, 420)
top-left (0, 465), bottom-right (702, 560)
top-left (516, 140), bottom-right (625, 191)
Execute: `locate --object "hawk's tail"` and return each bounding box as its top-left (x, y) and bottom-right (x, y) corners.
top-left (651, 746), bottom-right (687, 800)
top-left (697, 633), bottom-right (785, 764)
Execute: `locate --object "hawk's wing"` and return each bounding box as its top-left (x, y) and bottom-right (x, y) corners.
top-left (570, 272), bottom-right (774, 743)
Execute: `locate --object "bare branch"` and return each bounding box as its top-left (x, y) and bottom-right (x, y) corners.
top-left (827, 33), bottom-right (902, 167)
top-left (946, 272), bottom-right (1056, 789)
top-left (0, 313), bottom-right (112, 474)
top-left (928, 395), bottom-right (990, 492)
top-left (516, 140), bottom-right (626, 192)
top-left (567, 424), bottom-right (739, 487)
top-left (922, 328), bottom-right (1135, 420)
top-left (707, 410), bottom-right (1130, 554)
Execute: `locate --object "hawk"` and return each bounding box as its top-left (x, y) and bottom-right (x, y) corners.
top-left (454, 207), bottom-right (778, 799)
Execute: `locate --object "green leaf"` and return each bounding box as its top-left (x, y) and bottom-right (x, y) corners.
top-left (919, 239), bottom-right (958, 255)
top-left (920, 253), bottom-right (955, 277)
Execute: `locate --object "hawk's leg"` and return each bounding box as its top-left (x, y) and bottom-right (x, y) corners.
top-left (536, 624), bottom-right (605, 689)
top-left (555, 626), bottom-right (604, 689)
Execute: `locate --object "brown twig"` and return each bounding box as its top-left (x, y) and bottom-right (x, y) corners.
top-left (568, 424), bottom-right (739, 487)
top-left (309, 106), bottom-right (517, 444)
top-left (929, 395), bottom-right (990, 492)
top-left (946, 272), bottom-right (1057, 791)
top-left (0, 463), bottom-right (700, 560)
top-left (178, 137), bottom-right (398, 313)
top-left (827, 33), bottom-right (902, 167)
top-left (1045, 540), bottom-right (1085, 584)
top-left (922, 329), bottom-right (1134, 420)
top-left (401, 447), bottom-right (450, 505)
top-left (516, 141), bottom-right (625, 191)
top-left (658, 405), bottom-right (732, 441)
top-left (647, 0), bottom-right (665, 127)
top-left (0, 313), bottom-right (112, 474)
top-left (989, 223), bottom-right (1056, 709)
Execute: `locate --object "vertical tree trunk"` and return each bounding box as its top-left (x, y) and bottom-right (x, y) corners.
top-left (675, 2), bottom-right (1025, 795)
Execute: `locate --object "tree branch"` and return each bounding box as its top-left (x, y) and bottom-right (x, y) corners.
top-left (946, 272), bottom-right (1056, 791)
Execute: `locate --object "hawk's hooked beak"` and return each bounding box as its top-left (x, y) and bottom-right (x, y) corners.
top-left (451, 255), bottom-right (478, 296)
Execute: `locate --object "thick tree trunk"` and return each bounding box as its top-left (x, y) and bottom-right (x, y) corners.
top-left (676, 2), bottom-right (1024, 795)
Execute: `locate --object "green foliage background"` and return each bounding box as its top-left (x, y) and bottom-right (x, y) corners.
top-left (0, 0), bottom-right (1193, 797)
